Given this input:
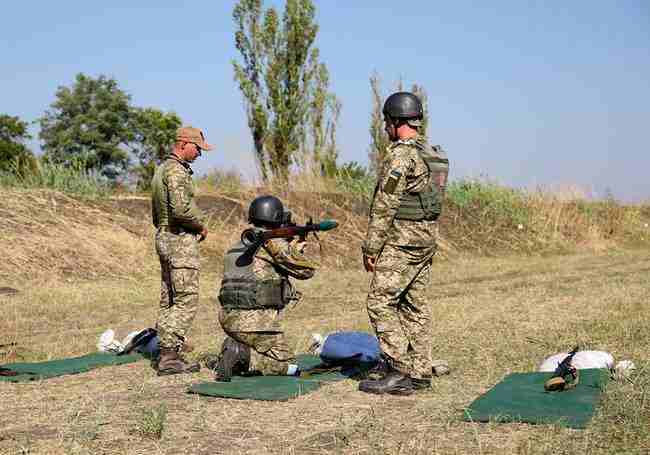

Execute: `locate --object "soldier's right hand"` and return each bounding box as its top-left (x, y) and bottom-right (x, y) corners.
top-left (199, 227), bottom-right (208, 242)
top-left (363, 254), bottom-right (376, 273)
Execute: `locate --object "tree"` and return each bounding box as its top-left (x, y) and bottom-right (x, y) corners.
top-left (307, 63), bottom-right (341, 177)
top-left (39, 73), bottom-right (133, 176)
top-left (367, 75), bottom-right (429, 176)
top-left (232, 0), bottom-right (339, 182)
top-left (0, 114), bottom-right (37, 175)
top-left (130, 108), bottom-right (182, 189)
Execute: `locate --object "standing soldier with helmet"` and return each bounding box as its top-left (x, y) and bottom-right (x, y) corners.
top-left (151, 126), bottom-right (213, 376)
top-left (214, 195), bottom-right (319, 379)
top-left (359, 92), bottom-right (449, 395)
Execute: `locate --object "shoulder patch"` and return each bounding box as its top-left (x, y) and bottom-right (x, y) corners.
top-left (383, 170), bottom-right (402, 194)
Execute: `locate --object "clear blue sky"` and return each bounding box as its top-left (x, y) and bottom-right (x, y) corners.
top-left (2, 1), bottom-right (649, 201)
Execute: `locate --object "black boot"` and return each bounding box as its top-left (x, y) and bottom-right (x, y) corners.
top-left (359, 369), bottom-right (413, 396)
top-left (364, 357), bottom-right (391, 380)
top-left (411, 377), bottom-right (431, 391)
top-left (214, 337), bottom-right (251, 382)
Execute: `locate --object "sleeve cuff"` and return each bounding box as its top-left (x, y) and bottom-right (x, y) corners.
top-left (361, 241), bottom-right (380, 257)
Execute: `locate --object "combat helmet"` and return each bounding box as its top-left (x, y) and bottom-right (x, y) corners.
top-left (383, 91), bottom-right (423, 127)
top-left (248, 195), bottom-right (285, 227)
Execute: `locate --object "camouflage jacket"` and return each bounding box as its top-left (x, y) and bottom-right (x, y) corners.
top-left (362, 135), bottom-right (449, 257)
top-left (219, 238), bottom-right (319, 332)
top-left (151, 155), bottom-right (206, 233)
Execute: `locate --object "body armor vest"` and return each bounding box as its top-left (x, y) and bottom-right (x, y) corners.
top-left (394, 144), bottom-right (448, 221)
top-left (219, 241), bottom-right (290, 310)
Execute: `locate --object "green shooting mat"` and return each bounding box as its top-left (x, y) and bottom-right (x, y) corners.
top-left (463, 368), bottom-right (610, 429)
top-left (188, 354), bottom-right (351, 401)
top-left (0, 352), bottom-right (143, 383)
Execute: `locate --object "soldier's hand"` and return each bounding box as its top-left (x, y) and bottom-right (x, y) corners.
top-left (198, 227), bottom-right (208, 242)
top-left (363, 254), bottom-right (376, 273)
top-left (294, 240), bottom-right (307, 254)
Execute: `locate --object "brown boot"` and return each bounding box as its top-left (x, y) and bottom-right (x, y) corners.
top-left (157, 347), bottom-right (200, 376)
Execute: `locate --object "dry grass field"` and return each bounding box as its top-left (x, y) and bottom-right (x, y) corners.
top-left (0, 189), bottom-right (649, 454)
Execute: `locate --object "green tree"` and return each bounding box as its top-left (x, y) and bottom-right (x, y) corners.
top-left (39, 73), bottom-right (133, 176)
top-left (367, 75), bottom-right (429, 176)
top-left (0, 114), bottom-right (37, 175)
top-left (130, 108), bottom-right (182, 189)
top-left (232, 0), bottom-right (338, 182)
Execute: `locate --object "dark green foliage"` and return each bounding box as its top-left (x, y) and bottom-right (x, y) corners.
top-left (38, 73), bottom-right (183, 184)
top-left (0, 114), bottom-right (37, 176)
top-left (130, 108), bottom-right (182, 190)
top-left (232, 0), bottom-right (338, 181)
top-left (39, 74), bottom-right (133, 176)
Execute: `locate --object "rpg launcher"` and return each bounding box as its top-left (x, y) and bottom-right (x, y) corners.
top-left (240, 218), bottom-right (338, 247)
top-left (544, 345), bottom-right (580, 391)
top-left (236, 218), bottom-right (338, 267)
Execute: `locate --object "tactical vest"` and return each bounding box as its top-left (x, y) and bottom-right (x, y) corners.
top-left (394, 144), bottom-right (448, 221)
top-left (218, 241), bottom-right (290, 310)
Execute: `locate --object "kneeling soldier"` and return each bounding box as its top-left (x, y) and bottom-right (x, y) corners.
top-left (215, 195), bottom-right (318, 379)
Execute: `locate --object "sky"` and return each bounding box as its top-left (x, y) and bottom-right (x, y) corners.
top-left (2, 1), bottom-right (649, 201)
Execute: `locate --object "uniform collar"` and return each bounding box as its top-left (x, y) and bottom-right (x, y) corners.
top-left (391, 134), bottom-right (423, 149)
top-left (167, 154), bottom-right (193, 174)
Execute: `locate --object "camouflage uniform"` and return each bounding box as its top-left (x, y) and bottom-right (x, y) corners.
top-left (151, 154), bottom-right (206, 351)
top-left (362, 135), bottom-right (449, 380)
top-left (218, 238), bottom-right (318, 375)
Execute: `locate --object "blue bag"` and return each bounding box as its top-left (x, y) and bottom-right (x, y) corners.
top-left (319, 331), bottom-right (381, 365)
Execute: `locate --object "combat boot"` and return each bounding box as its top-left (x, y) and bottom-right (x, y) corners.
top-left (411, 377), bottom-right (432, 391)
top-left (214, 337), bottom-right (251, 382)
top-left (358, 369), bottom-right (414, 396)
top-left (157, 347), bottom-right (200, 376)
top-left (364, 357), bottom-right (391, 380)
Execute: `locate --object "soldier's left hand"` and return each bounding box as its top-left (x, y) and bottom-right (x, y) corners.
top-left (363, 254), bottom-right (376, 273)
top-left (294, 240), bottom-right (307, 254)
top-left (198, 227), bottom-right (208, 242)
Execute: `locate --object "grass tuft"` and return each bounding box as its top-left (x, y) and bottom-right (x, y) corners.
top-left (133, 403), bottom-right (167, 440)
top-left (0, 158), bottom-right (111, 198)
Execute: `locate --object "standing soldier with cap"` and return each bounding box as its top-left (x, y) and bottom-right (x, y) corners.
top-left (359, 92), bottom-right (449, 395)
top-left (151, 126), bottom-right (213, 375)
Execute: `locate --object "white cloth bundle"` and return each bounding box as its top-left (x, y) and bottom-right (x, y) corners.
top-left (97, 328), bottom-right (157, 355)
top-left (97, 329), bottom-right (124, 353)
top-left (538, 350), bottom-right (635, 375)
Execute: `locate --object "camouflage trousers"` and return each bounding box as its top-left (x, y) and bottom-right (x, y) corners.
top-left (156, 230), bottom-right (200, 351)
top-left (218, 308), bottom-right (295, 375)
top-left (224, 331), bottom-right (295, 376)
top-left (366, 244), bottom-right (433, 380)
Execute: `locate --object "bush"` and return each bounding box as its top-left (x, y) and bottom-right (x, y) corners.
top-left (333, 161), bottom-right (374, 201)
top-left (446, 179), bottom-right (530, 227)
top-left (0, 156), bottom-right (111, 198)
top-left (198, 168), bottom-right (245, 194)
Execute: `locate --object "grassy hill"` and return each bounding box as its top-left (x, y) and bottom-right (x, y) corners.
top-left (1, 179), bottom-right (648, 281)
